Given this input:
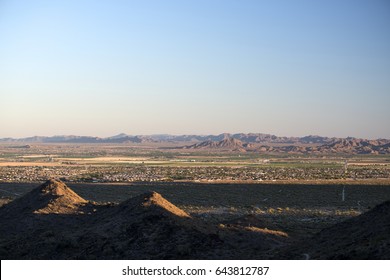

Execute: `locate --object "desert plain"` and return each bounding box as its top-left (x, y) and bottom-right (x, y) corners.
top-left (0, 135), bottom-right (389, 259)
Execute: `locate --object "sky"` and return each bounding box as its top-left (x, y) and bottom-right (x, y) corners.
top-left (0, 0), bottom-right (389, 139)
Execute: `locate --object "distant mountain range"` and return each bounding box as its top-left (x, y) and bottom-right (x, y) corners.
top-left (1, 133), bottom-right (389, 154)
top-left (0, 132), bottom-right (338, 144)
top-left (184, 136), bottom-right (251, 153)
top-left (0, 134), bottom-right (157, 144)
top-left (256, 138), bottom-right (390, 155)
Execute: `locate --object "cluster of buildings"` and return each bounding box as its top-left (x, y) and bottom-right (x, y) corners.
top-left (0, 165), bottom-right (389, 183)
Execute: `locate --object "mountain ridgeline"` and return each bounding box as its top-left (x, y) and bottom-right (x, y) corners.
top-left (1, 133), bottom-right (389, 154)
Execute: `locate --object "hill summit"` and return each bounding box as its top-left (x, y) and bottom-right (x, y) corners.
top-left (119, 191), bottom-right (190, 218)
top-left (0, 180), bottom-right (290, 259)
top-left (185, 136), bottom-right (248, 152)
top-left (1, 179), bottom-right (87, 215)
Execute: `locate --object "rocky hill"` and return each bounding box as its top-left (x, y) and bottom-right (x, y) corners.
top-left (1, 179), bottom-right (88, 215)
top-left (277, 200), bottom-right (390, 259)
top-left (184, 136), bottom-right (250, 152)
top-left (258, 138), bottom-right (390, 154)
top-left (0, 179), bottom-right (92, 236)
top-left (0, 179), bottom-right (288, 259)
top-left (1, 179), bottom-right (388, 259)
top-left (316, 138), bottom-right (390, 154)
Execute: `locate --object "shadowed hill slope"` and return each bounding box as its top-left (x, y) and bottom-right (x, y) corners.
top-left (2, 180), bottom-right (389, 259)
top-left (74, 191), bottom-right (223, 259)
top-left (0, 179), bottom-right (93, 237)
top-left (0, 180), bottom-right (289, 259)
top-left (276, 200), bottom-right (390, 259)
top-left (0, 179), bottom-right (88, 215)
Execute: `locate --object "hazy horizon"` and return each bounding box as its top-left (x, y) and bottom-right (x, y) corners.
top-left (1, 0), bottom-right (389, 139)
top-left (1, 131), bottom-right (390, 140)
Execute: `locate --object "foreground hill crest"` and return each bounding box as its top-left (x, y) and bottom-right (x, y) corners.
top-left (39, 178), bottom-right (85, 199)
top-left (1, 179), bottom-right (88, 215)
top-left (0, 180), bottom-right (290, 259)
top-left (1, 180), bottom-right (389, 259)
top-left (137, 191), bottom-right (190, 218)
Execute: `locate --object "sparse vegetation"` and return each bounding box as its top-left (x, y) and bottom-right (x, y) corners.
top-left (0, 143), bottom-right (389, 259)
top-left (0, 179), bottom-right (389, 259)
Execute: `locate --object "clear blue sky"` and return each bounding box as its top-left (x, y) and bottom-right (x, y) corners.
top-left (1, 0), bottom-right (389, 138)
